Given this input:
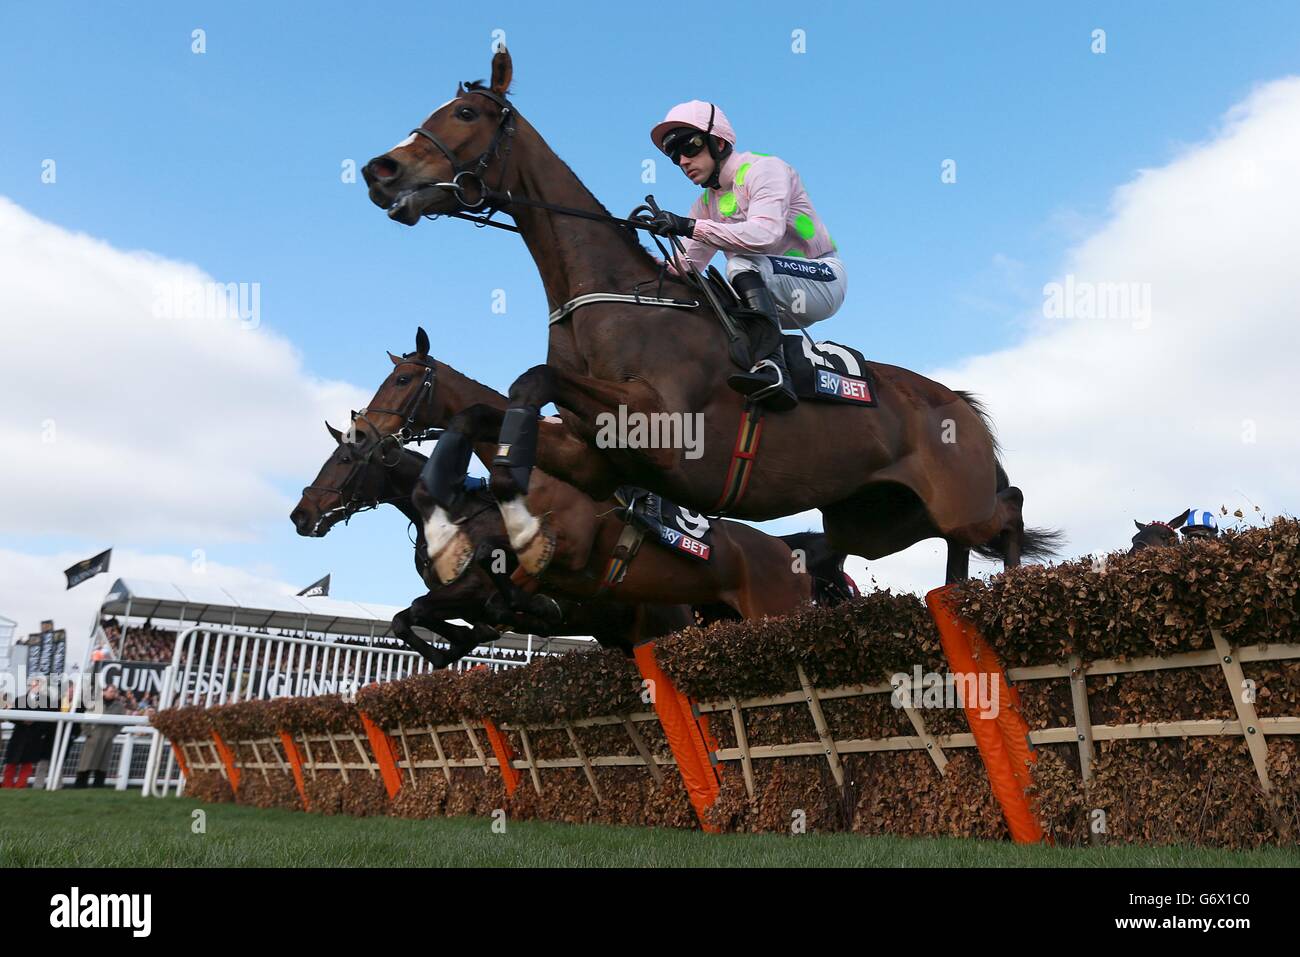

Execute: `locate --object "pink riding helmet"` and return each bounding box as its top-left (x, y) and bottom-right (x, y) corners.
top-left (650, 100), bottom-right (737, 153)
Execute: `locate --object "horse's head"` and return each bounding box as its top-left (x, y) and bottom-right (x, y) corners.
top-left (1129, 508), bottom-right (1191, 554)
top-left (351, 327), bottom-right (450, 442)
top-left (363, 48), bottom-right (516, 225)
top-left (290, 421), bottom-right (408, 536)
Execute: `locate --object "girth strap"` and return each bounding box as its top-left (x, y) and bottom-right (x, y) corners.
top-left (711, 402), bottom-right (765, 515)
top-left (598, 523), bottom-right (646, 591)
top-left (549, 293), bottom-right (699, 325)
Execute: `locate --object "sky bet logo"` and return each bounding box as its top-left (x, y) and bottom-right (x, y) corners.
top-left (815, 369), bottom-right (874, 403)
top-left (49, 887), bottom-right (152, 937)
top-left (659, 527), bottom-right (711, 560)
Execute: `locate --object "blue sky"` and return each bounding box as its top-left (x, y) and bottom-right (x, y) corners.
top-left (4, 1), bottom-right (1300, 628)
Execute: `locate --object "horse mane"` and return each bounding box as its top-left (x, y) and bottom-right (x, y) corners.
top-left (463, 80), bottom-right (661, 271)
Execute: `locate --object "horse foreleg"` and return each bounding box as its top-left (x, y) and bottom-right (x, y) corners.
top-left (944, 541), bottom-right (971, 584)
top-left (395, 584), bottom-right (504, 668)
top-left (490, 365), bottom-right (660, 572)
top-left (473, 541), bottom-right (565, 629)
top-left (392, 604), bottom-right (448, 666)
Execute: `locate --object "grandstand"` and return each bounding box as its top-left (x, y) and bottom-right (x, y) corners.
top-left (88, 577), bottom-right (593, 670)
top-left (1, 582), bottom-right (593, 794)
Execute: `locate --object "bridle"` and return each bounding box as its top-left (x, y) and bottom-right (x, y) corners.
top-left (1130, 520), bottom-right (1177, 552)
top-left (402, 85), bottom-right (517, 216)
top-left (300, 433), bottom-right (411, 535)
top-left (396, 86), bottom-right (678, 238)
top-left (352, 356), bottom-right (439, 445)
top-left (300, 374), bottom-right (445, 536)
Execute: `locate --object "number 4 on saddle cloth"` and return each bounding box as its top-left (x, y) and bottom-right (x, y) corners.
top-left (781, 336), bottom-right (877, 406)
top-left (615, 487), bottom-right (714, 561)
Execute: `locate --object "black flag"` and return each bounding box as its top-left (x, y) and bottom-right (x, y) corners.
top-left (64, 548), bottom-right (112, 589)
top-left (297, 574), bottom-right (331, 598)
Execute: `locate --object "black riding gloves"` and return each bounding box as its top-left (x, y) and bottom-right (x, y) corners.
top-left (650, 210), bottom-right (696, 238)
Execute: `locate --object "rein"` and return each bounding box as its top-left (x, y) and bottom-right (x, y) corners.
top-left (301, 435), bottom-right (416, 534)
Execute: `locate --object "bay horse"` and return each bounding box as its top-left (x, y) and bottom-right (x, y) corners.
top-left (409, 432), bottom-right (828, 619)
top-left (1129, 509), bottom-right (1191, 553)
top-left (360, 47), bottom-right (1061, 584)
top-left (342, 331), bottom-right (841, 617)
top-left (291, 419), bottom-right (696, 665)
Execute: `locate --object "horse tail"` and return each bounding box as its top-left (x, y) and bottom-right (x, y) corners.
top-left (1019, 526), bottom-right (1067, 559)
top-left (955, 391), bottom-right (1066, 562)
top-left (971, 526), bottom-right (1066, 562)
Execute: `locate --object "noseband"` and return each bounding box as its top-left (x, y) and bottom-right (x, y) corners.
top-left (301, 433), bottom-right (409, 534)
top-left (407, 86), bottom-right (516, 211)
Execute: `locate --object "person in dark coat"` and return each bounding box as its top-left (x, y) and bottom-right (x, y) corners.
top-left (2, 718), bottom-right (54, 788)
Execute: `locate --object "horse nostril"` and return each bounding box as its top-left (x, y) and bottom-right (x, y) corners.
top-left (364, 155), bottom-right (401, 186)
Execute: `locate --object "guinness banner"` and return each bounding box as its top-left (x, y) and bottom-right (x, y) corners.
top-left (65, 548), bottom-right (112, 589)
top-left (297, 573), bottom-right (331, 598)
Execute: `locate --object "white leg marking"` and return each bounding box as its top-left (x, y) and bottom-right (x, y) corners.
top-left (423, 506), bottom-right (459, 560)
top-left (500, 498), bottom-right (541, 551)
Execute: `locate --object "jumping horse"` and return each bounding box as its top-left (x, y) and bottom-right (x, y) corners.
top-left (292, 418), bottom-right (697, 665)
top-left (360, 47), bottom-right (1061, 585)
top-left (296, 344), bottom-right (848, 664)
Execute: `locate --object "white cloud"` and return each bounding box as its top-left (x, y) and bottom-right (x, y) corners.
top-left (863, 76), bottom-right (1300, 595)
top-left (0, 197), bottom-right (369, 543)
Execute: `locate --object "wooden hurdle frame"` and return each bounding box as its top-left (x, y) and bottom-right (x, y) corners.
top-left (164, 607), bottom-right (1300, 840)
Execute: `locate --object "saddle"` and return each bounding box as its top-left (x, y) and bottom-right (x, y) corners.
top-left (690, 268), bottom-right (875, 405)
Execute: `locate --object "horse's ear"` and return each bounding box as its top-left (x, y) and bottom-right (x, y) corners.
top-left (325, 421), bottom-right (344, 444)
top-left (490, 47), bottom-right (513, 95)
top-left (388, 351), bottom-right (402, 366)
top-left (1134, 520), bottom-right (1145, 531)
top-left (1170, 508), bottom-right (1191, 529)
top-left (416, 326), bottom-right (430, 356)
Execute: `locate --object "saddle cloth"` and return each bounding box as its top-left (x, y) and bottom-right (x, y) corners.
top-left (781, 336), bottom-right (877, 406)
top-left (615, 487), bottom-right (713, 562)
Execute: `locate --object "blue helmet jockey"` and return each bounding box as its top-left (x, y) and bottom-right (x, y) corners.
top-left (1181, 508), bottom-right (1219, 539)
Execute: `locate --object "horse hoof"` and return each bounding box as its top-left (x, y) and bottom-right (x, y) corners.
top-left (530, 594), bottom-right (564, 627)
top-left (516, 515), bottom-right (557, 577)
top-left (433, 530), bottom-right (475, 585)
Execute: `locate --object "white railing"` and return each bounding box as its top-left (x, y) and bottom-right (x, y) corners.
top-left (142, 624), bottom-right (532, 797)
top-left (0, 710), bottom-right (168, 793)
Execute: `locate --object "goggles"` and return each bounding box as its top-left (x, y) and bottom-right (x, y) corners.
top-left (661, 128), bottom-right (710, 163)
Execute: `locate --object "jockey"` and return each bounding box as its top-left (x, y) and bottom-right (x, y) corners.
top-left (1180, 508), bottom-right (1219, 541)
top-left (648, 100), bottom-right (846, 411)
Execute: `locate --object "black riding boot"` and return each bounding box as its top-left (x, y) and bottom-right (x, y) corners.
top-left (92, 770), bottom-right (107, 788)
top-left (726, 272), bottom-right (798, 411)
top-left (74, 770), bottom-right (90, 789)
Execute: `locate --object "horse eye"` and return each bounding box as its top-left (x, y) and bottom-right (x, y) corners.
top-left (396, 375), bottom-right (411, 385)
top-left (457, 107), bottom-right (476, 121)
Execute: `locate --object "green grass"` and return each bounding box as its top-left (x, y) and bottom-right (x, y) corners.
top-left (1, 790), bottom-right (1296, 867)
